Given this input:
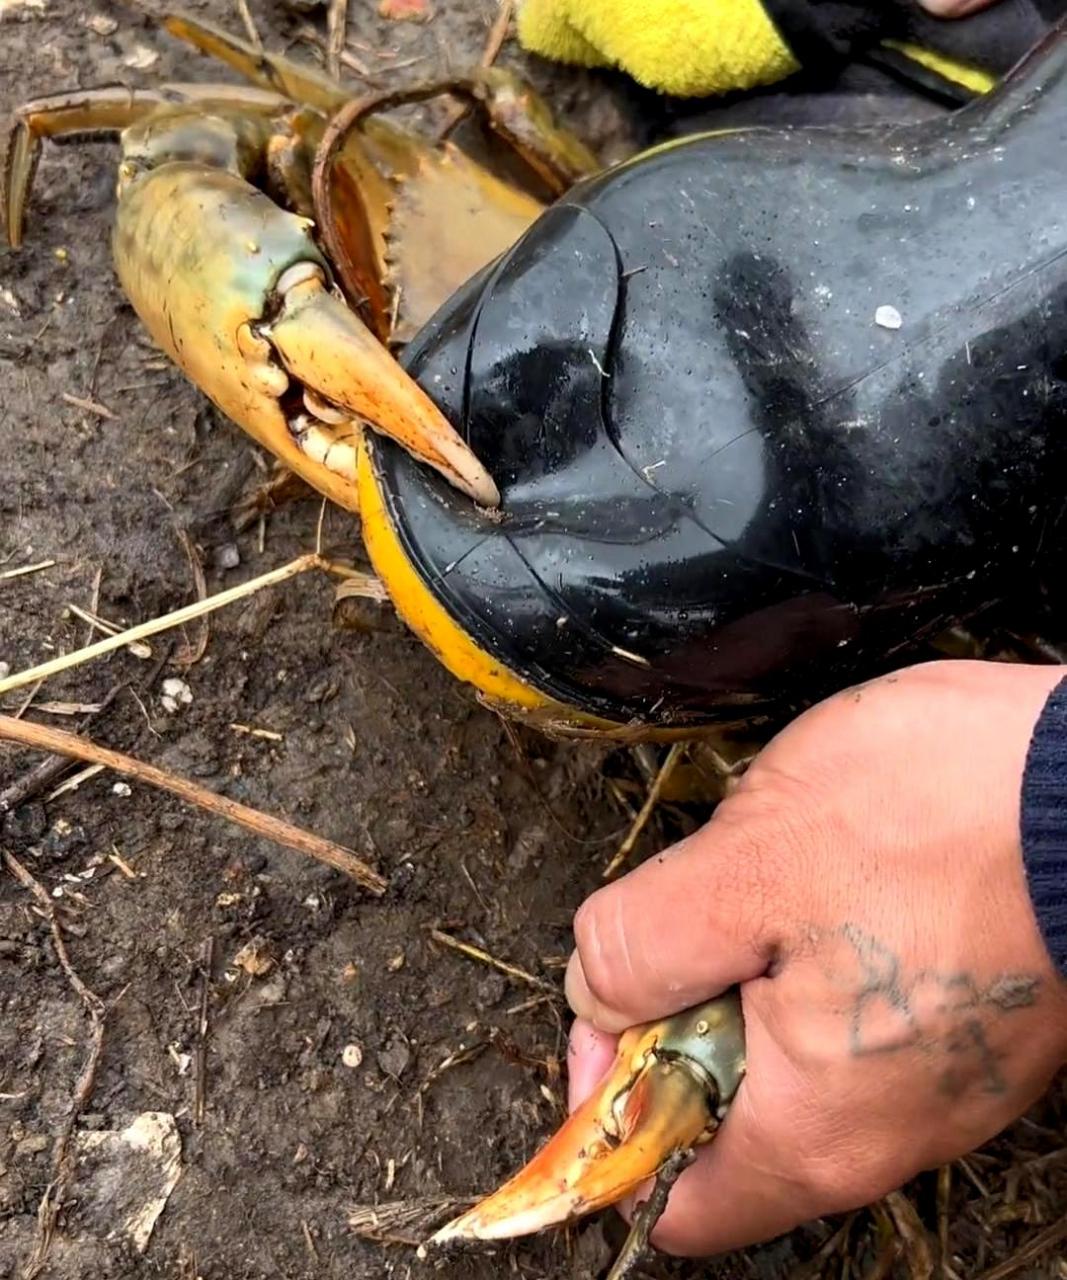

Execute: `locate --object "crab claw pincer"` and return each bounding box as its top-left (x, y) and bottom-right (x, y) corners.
top-left (264, 263), bottom-right (499, 507)
top-left (433, 991), bottom-right (745, 1243)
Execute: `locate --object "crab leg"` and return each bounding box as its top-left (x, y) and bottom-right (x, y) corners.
top-left (163, 12), bottom-right (348, 115)
top-left (3, 89), bottom-right (171, 247)
top-left (434, 992), bottom-right (746, 1242)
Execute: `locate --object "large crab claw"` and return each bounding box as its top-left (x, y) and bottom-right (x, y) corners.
top-left (434, 992), bottom-right (746, 1242)
top-left (108, 160), bottom-right (500, 512)
top-left (3, 88), bottom-right (499, 513)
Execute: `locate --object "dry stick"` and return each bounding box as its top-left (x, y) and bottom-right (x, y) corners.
top-left (0, 553), bottom-right (324, 698)
top-left (793, 1217), bottom-right (858, 1280)
top-left (605, 1148), bottom-right (695, 1280)
top-left (349, 1195), bottom-right (477, 1246)
top-left (972, 1216), bottom-right (1067, 1280)
top-left (603, 742), bottom-right (685, 880)
top-left (234, 0), bottom-right (261, 49)
top-left (0, 714), bottom-right (387, 894)
top-left (3, 849), bottom-right (109, 1280)
top-left (0, 559), bottom-right (55, 584)
top-left (326, 0), bottom-right (349, 81)
top-left (885, 1190), bottom-right (935, 1280)
top-left (430, 928), bottom-right (557, 993)
top-left (172, 528), bottom-right (209, 669)
top-left (61, 391), bottom-right (115, 420)
top-left (481, 0), bottom-right (515, 66)
top-left (435, 0), bottom-right (514, 142)
top-left (937, 1164), bottom-right (951, 1278)
top-left (66, 605), bottom-right (151, 659)
top-left (0, 683), bottom-right (123, 814)
top-left (194, 937), bottom-right (214, 1127)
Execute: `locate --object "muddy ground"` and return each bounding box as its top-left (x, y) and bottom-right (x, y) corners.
top-left (0, 2), bottom-right (1064, 1278)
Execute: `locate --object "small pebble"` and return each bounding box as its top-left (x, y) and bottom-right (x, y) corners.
top-left (342, 1042), bottom-right (364, 1069)
top-left (87, 13), bottom-right (118, 35)
top-left (124, 43), bottom-right (160, 70)
top-left (214, 543), bottom-right (241, 571)
top-left (0, 661), bottom-right (10, 679)
top-left (160, 677), bottom-right (193, 714)
top-left (875, 304), bottom-right (903, 330)
top-left (111, 781), bottom-right (132, 797)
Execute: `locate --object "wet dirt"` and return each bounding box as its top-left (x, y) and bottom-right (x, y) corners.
top-left (0, 3), bottom-right (1064, 1279)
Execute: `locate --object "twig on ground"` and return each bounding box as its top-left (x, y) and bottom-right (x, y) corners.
top-left (0, 683), bottom-right (123, 814)
top-left (301, 1220), bottom-right (320, 1263)
top-left (66, 604), bottom-right (152, 659)
top-left (430, 928), bottom-right (557, 993)
top-left (0, 553), bottom-right (325, 697)
top-left (794, 1215), bottom-right (859, 1280)
top-left (419, 1041), bottom-right (488, 1094)
top-left (234, 0), bottom-right (261, 48)
top-left (46, 763), bottom-right (105, 802)
top-left (606, 1147), bottom-right (695, 1280)
top-left (194, 937), bottom-right (214, 1126)
top-left (349, 1195), bottom-right (476, 1246)
top-left (326, 0), bottom-right (349, 79)
top-left (435, 0), bottom-right (513, 141)
top-left (603, 742), bottom-right (685, 879)
top-left (885, 1189), bottom-right (934, 1280)
top-left (2, 849), bottom-right (110, 1280)
top-left (937, 1164), bottom-right (951, 1276)
top-left (0, 714), bottom-right (387, 893)
top-left (61, 392), bottom-right (115, 420)
top-left (971, 1216), bottom-right (1067, 1280)
top-left (0, 559), bottom-right (55, 584)
top-left (173, 528), bottom-right (209, 668)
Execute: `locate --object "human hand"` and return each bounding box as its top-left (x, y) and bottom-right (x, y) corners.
top-left (566, 660), bottom-right (1067, 1256)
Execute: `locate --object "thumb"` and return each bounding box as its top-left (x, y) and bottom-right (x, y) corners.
top-left (565, 800), bottom-right (796, 1032)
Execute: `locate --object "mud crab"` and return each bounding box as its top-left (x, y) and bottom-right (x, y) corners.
top-left (7, 8), bottom-right (1067, 1251)
top-left (4, 11), bottom-right (596, 513)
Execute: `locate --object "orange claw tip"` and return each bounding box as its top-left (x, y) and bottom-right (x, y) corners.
top-left (432, 992), bottom-right (745, 1244)
top-left (267, 265), bottom-right (500, 508)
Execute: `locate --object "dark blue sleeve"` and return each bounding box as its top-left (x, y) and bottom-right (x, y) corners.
top-left (1021, 674), bottom-right (1067, 977)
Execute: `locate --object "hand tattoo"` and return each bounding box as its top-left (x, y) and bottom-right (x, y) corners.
top-left (838, 925), bottom-right (1040, 1098)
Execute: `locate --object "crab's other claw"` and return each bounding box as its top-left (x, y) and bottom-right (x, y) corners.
top-left (434, 992), bottom-right (745, 1243)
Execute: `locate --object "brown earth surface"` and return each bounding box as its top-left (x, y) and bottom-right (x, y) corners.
top-left (0, 3), bottom-right (1064, 1278)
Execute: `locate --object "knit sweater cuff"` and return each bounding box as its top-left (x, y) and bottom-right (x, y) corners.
top-left (1021, 675), bottom-right (1067, 977)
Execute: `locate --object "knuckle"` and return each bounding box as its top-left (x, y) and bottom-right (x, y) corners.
top-left (571, 891), bottom-right (628, 1012)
